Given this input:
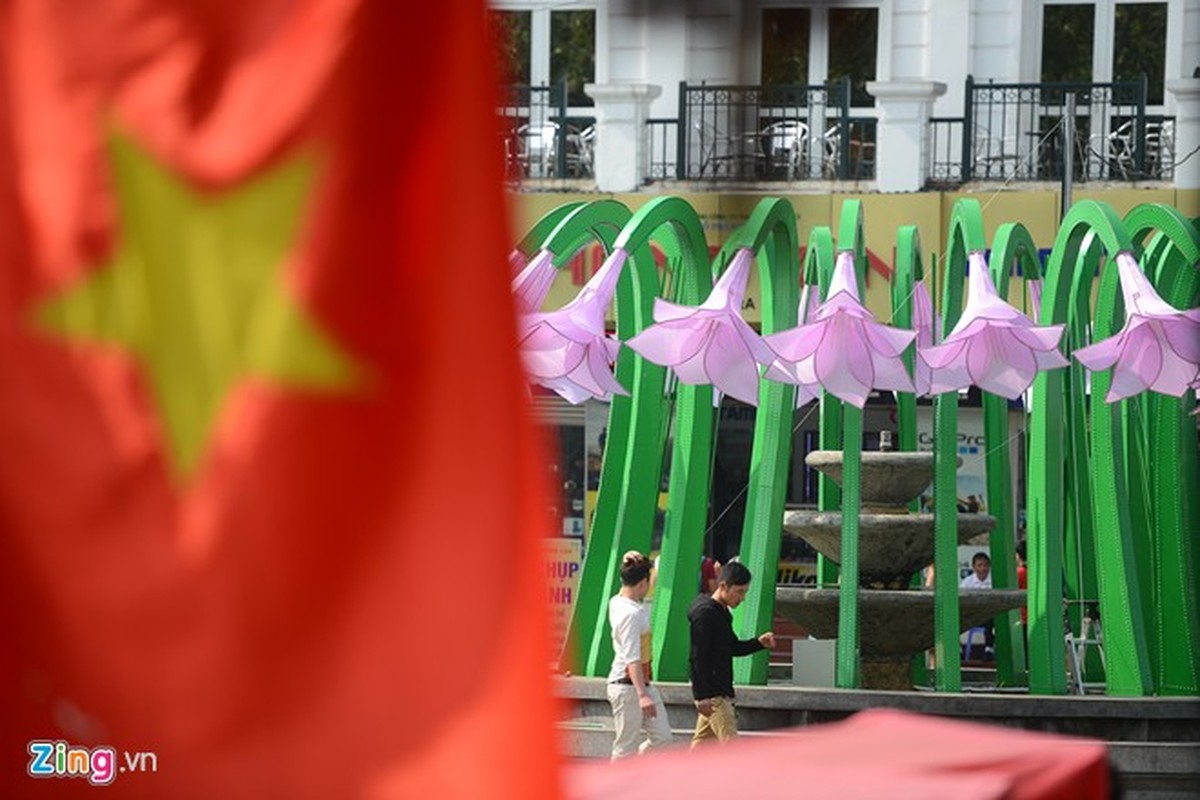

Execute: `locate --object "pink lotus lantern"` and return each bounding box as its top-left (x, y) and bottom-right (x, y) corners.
top-left (1072, 251), bottom-right (1200, 402)
top-left (918, 251), bottom-right (1067, 400)
top-left (511, 249), bottom-right (558, 315)
top-left (518, 248), bottom-right (629, 403)
top-left (626, 248), bottom-right (775, 406)
top-left (763, 251), bottom-right (916, 408)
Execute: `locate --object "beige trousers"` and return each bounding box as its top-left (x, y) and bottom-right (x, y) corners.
top-left (690, 696), bottom-right (737, 747)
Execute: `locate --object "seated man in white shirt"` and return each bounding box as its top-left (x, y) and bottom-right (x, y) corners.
top-left (960, 552), bottom-right (992, 589)
top-left (960, 551), bottom-right (994, 659)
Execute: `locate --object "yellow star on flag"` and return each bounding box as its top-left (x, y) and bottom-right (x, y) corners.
top-left (38, 134), bottom-right (358, 480)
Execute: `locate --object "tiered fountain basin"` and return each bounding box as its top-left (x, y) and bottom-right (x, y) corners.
top-left (782, 511), bottom-right (995, 589)
top-left (802, 451), bottom-right (943, 509)
top-left (776, 588), bottom-right (1028, 659)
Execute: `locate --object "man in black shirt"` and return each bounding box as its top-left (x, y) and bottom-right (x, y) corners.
top-left (687, 561), bottom-right (775, 746)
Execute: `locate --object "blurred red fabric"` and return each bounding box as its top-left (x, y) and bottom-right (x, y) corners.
top-left (568, 708), bottom-right (1109, 800)
top-left (0, 1), bottom-right (561, 797)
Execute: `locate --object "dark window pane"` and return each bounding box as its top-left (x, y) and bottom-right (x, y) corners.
top-left (1041, 4), bottom-right (1094, 83)
top-left (551, 10), bottom-right (595, 107)
top-left (1114, 3), bottom-right (1167, 104)
top-left (762, 8), bottom-right (811, 85)
top-left (829, 7), bottom-right (878, 107)
top-left (489, 10), bottom-right (531, 86)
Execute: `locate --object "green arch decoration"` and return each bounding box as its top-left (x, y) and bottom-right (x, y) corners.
top-left (514, 201), bottom-right (586, 260)
top-left (609, 198), bottom-right (714, 682)
top-left (1028, 199), bottom-right (1146, 695)
top-left (931, 198), bottom-right (987, 692)
top-left (554, 197), bottom-right (724, 679)
top-left (1125, 208), bottom-right (1200, 692)
top-left (982, 223), bottom-right (1042, 687)
top-left (726, 198), bottom-right (801, 686)
top-left (1111, 226), bottom-right (1200, 692)
top-left (1110, 205), bottom-right (1200, 694)
top-left (537, 199), bottom-right (666, 676)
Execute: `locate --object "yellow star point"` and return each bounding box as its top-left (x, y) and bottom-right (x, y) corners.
top-left (38, 134), bottom-right (358, 480)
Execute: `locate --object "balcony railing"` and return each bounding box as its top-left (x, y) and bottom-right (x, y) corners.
top-left (929, 76), bottom-right (1175, 185)
top-left (498, 82), bottom-right (595, 186)
top-left (499, 76), bottom-right (1175, 191)
top-left (647, 118), bottom-right (679, 183)
top-left (646, 77), bottom-right (876, 184)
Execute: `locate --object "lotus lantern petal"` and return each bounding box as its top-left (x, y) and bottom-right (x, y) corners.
top-left (763, 251), bottom-right (916, 408)
top-left (517, 248), bottom-right (629, 403)
top-left (626, 248), bottom-right (774, 406)
top-left (1072, 251), bottom-right (1200, 402)
top-left (918, 251), bottom-right (1068, 400)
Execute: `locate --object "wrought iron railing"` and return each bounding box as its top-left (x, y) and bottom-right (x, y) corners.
top-left (932, 76), bottom-right (1175, 185)
top-left (659, 76), bottom-right (876, 183)
top-left (646, 118), bottom-right (679, 183)
top-left (501, 78), bottom-right (1174, 190)
top-left (929, 117), bottom-right (966, 185)
top-left (498, 82), bottom-right (596, 186)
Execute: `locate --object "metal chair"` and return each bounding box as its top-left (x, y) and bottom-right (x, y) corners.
top-left (515, 122), bottom-right (558, 178)
top-left (761, 120), bottom-right (808, 181)
top-left (564, 123), bottom-right (595, 178)
top-left (1066, 613), bottom-right (1104, 695)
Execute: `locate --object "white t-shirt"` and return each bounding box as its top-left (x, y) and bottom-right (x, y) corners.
top-left (608, 594), bottom-right (652, 683)
top-left (960, 572), bottom-right (992, 589)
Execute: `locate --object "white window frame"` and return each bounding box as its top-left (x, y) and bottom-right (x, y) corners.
top-left (489, 2), bottom-right (604, 92)
top-left (745, 0), bottom-right (893, 102)
top-left (1030, 0), bottom-right (1181, 114)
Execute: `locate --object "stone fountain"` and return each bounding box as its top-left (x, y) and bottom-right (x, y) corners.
top-left (777, 438), bottom-right (1025, 690)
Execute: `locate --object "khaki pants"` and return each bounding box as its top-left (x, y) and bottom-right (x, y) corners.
top-left (606, 683), bottom-right (672, 759)
top-left (691, 696), bottom-right (737, 747)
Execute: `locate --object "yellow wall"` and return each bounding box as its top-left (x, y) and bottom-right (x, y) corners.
top-left (513, 187), bottom-right (1199, 325)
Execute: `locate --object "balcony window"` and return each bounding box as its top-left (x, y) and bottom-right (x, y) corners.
top-left (1040, 1), bottom-right (1168, 105)
top-left (761, 8), bottom-right (811, 86)
top-left (758, 4), bottom-right (878, 108)
top-left (550, 10), bottom-right (596, 108)
top-left (490, 5), bottom-right (595, 108)
top-left (828, 7), bottom-right (878, 108)
top-left (1113, 3), bottom-right (1166, 105)
top-left (489, 10), bottom-right (531, 86)
top-left (1041, 4), bottom-right (1094, 83)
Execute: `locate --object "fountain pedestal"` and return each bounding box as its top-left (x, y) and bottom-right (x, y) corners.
top-left (778, 449), bottom-right (1024, 690)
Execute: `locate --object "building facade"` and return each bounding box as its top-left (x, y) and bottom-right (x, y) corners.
top-left (492, 0), bottom-right (1200, 192)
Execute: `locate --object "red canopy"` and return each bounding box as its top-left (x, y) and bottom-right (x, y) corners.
top-left (568, 708), bottom-right (1109, 800)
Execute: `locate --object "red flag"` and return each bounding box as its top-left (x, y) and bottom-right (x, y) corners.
top-left (0, 1), bottom-right (560, 797)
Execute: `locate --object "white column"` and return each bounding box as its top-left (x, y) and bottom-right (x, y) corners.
top-left (584, 83), bottom-right (662, 193)
top-left (866, 80), bottom-right (947, 193)
top-left (1166, 78), bottom-right (1200, 191)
